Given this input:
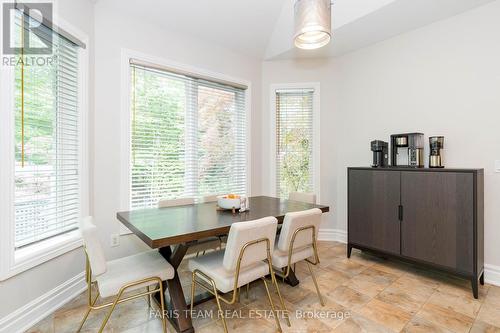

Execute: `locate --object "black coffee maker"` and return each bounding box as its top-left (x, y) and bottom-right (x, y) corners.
top-left (429, 136), bottom-right (445, 168)
top-left (371, 140), bottom-right (388, 168)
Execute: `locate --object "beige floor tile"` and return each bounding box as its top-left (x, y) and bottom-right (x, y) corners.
top-left (438, 279), bottom-right (489, 299)
top-left (402, 316), bottom-right (454, 333)
top-left (403, 268), bottom-right (446, 289)
top-left (484, 286), bottom-right (500, 308)
top-left (357, 267), bottom-right (399, 285)
top-left (324, 258), bottom-right (368, 278)
top-left (357, 299), bottom-right (412, 332)
top-left (325, 285), bottom-right (372, 311)
top-left (332, 313), bottom-right (395, 333)
top-left (25, 314), bottom-right (54, 333)
top-left (376, 285), bottom-right (430, 315)
top-left (372, 260), bottom-right (411, 277)
top-left (426, 289), bottom-right (482, 317)
top-left (392, 274), bottom-right (440, 297)
top-left (319, 243), bottom-right (347, 256)
top-left (417, 303), bottom-right (474, 333)
top-left (342, 267), bottom-right (397, 298)
top-left (470, 320), bottom-right (500, 333)
top-left (476, 301), bottom-right (500, 328)
top-left (300, 269), bottom-right (350, 297)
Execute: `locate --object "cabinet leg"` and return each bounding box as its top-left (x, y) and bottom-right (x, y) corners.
top-left (347, 244), bottom-right (353, 259)
top-left (480, 272), bottom-right (485, 286)
top-left (471, 278), bottom-right (479, 299)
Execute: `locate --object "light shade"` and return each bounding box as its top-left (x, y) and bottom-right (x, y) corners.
top-left (294, 0), bottom-right (331, 50)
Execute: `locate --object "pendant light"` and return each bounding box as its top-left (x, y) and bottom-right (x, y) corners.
top-left (294, 0), bottom-right (332, 50)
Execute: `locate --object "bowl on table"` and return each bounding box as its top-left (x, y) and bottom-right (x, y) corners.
top-left (217, 194), bottom-right (241, 210)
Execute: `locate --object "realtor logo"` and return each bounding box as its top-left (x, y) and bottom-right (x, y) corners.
top-left (2, 2), bottom-right (53, 55)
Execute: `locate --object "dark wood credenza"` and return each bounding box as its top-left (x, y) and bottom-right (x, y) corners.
top-left (347, 167), bottom-right (484, 298)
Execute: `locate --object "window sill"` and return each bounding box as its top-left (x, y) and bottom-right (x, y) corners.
top-left (2, 230), bottom-right (83, 280)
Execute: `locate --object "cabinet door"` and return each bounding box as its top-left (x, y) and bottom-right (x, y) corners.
top-left (401, 172), bottom-right (474, 273)
top-left (348, 170), bottom-right (401, 255)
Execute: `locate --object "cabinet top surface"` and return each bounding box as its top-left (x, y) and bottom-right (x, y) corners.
top-left (348, 167), bottom-right (484, 173)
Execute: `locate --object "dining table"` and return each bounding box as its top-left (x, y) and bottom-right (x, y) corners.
top-left (117, 195), bottom-right (330, 333)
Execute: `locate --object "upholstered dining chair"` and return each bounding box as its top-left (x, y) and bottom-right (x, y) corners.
top-left (158, 198), bottom-right (222, 256)
top-left (78, 217), bottom-right (173, 333)
top-left (188, 217), bottom-right (291, 333)
top-left (272, 208), bottom-right (324, 306)
top-left (288, 191), bottom-right (317, 204)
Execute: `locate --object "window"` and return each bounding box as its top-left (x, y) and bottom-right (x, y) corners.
top-left (0, 10), bottom-right (88, 278)
top-left (14, 21), bottom-right (81, 248)
top-left (271, 84), bottom-right (320, 199)
top-left (128, 61), bottom-right (248, 209)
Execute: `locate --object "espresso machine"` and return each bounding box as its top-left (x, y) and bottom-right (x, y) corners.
top-left (371, 140), bottom-right (388, 167)
top-left (390, 133), bottom-right (424, 167)
top-left (429, 136), bottom-right (445, 168)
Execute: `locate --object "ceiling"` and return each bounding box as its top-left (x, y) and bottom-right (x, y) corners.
top-left (102, 0), bottom-right (496, 60)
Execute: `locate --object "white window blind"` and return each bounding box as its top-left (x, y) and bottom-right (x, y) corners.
top-left (275, 89), bottom-right (314, 198)
top-left (13, 13), bottom-right (81, 248)
top-left (130, 63), bottom-right (247, 209)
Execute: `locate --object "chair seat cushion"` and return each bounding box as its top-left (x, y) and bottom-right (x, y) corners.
top-left (96, 250), bottom-right (174, 298)
top-left (188, 250), bottom-right (269, 293)
top-left (272, 240), bottom-right (314, 269)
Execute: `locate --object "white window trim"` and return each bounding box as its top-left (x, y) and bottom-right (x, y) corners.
top-left (119, 49), bottom-right (252, 235)
top-left (269, 83), bottom-right (321, 201)
top-left (0, 16), bottom-right (89, 281)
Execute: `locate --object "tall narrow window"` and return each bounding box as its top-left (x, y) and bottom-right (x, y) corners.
top-left (275, 88), bottom-right (315, 198)
top-left (129, 63), bottom-right (247, 209)
top-left (13, 13), bottom-right (82, 248)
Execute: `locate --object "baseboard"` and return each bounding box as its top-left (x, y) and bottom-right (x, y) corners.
top-left (0, 271), bottom-right (86, 333)
top-left (318, 228), bottom-right (347, 243)
top-left (485, 264), bottom-right (500, 287)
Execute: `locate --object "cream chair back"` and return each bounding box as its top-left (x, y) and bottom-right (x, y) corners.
top-left (223, 217), bottom-right (277, 271)
top-left (158, 197), bottom-right (195, 208)
top-left (202, 195), bottom-right (219, 203)
top-left (79, 216), bottom-right (107, 276)
top-left (278, 208), bottom-right (322, 253)
top-left (289, 192), bottom-right (317, 204)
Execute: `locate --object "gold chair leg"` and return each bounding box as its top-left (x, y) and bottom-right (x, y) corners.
top-left (212, 283), bottom-right (228, 333)
top-left (158, 281), bottom-right (168, 333)
top-left (146, 285), bottom-right (152, 309)
top-left (262, 278), bottom-right (283, 333)
top-left (98, 291), bottom-right (123, 333)
top-left (271, 274), bottom-right (291, 327)
top-left (76, 291), bottom-right (99, 332)
top-left (190, 272), bottom-right (196, 314)
top-left (307, 261), bottom-right (325, 306)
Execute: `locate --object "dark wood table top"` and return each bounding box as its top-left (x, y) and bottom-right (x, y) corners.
top-left (117, 196), bottom-right (330, 248)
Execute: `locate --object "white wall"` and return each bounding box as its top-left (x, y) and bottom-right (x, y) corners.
top-left (0, 0), bottom-right (94, 319)
top-left (262, 0), bottom-right (500, 269)
top-left (92, 1), bottom-right (263, 261)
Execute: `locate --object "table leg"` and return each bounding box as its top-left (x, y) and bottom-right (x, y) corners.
top-left (157, 244), bottom-right (194, 333)
top-left (283, 267), bottom-right (300, 287)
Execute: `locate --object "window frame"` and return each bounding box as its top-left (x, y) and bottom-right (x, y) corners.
top-left (0, 16), bottom-right (89, 280)
top-left (269, 83), bottom-right (321, 201)
top-left (119, 49), bottom-right (252, 234)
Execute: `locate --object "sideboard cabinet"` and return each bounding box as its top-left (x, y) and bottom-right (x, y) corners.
top-left (347, 167), bottom-right (484, 298)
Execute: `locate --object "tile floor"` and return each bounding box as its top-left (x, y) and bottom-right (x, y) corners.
top-left (27, 241), bottom-right (500, 333)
